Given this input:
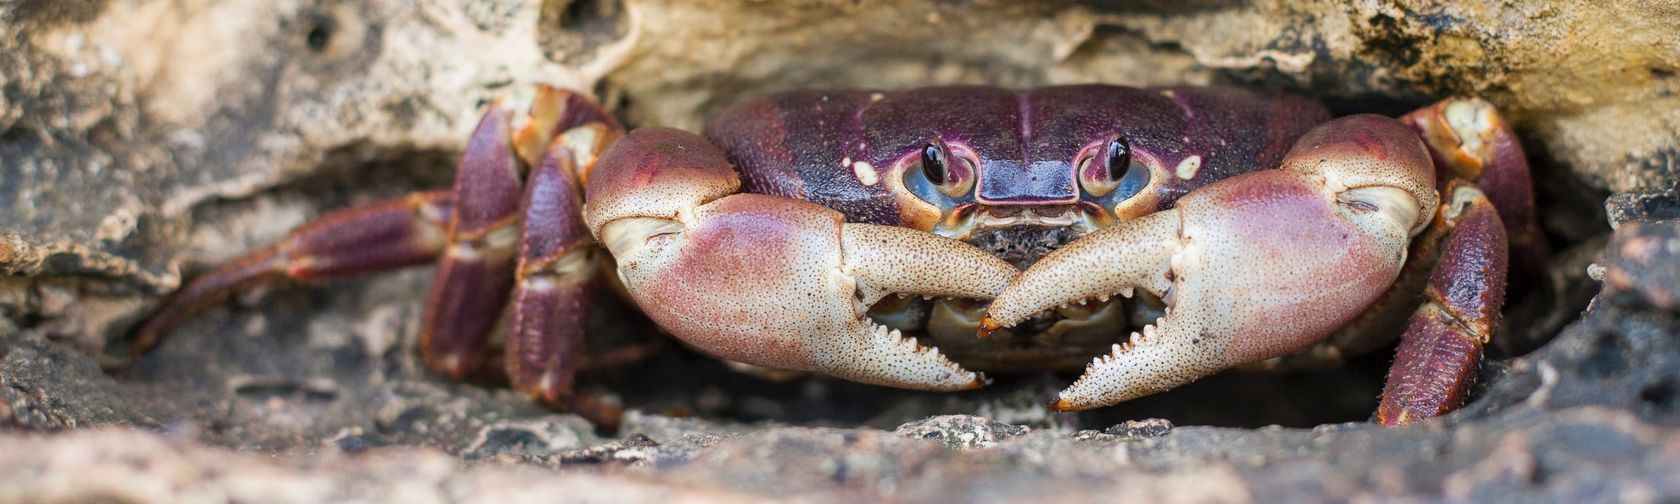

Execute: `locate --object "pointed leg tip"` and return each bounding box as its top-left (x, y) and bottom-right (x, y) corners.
top-left (559, 393), bottom-right (625, 434)
top-left (1047, 397), bottom-right (1077, 412)
top-left (127, 324), bottom-right (165, 359)
top-left (976, 315), bottom-right (1002, 339)
top-left (518, 377), bottom-right (565, 405)
top-left (425, 350), bottom-right (476, 380)
top-left (1376, 409), bottom-right (1412, 427)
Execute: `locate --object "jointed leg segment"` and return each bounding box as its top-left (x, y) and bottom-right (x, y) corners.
top-left (1376, 97), bottom-right (1540, 426)
top-left (131, 190), bottom-right (453, 356)
top-left (506, 140), bottom-right (596, 404)
top-left (134, 86), bottom-right (626, 425)
top-left (420, 100), bottom-right (525, 377)
top-left (1376, 183), bottom-right (1508, 425)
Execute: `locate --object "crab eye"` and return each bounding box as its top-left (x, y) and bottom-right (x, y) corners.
top-left (904, 140), bottom-right (975, 202)
top-left (1109, 146), bottom-right (1150, 200)
top-left (1079, 136), bottom-right (1151, 199)
top-left (1104, 137), bottom-right (1131, 181)
top-left (920, 142), bottom-right (947, 185)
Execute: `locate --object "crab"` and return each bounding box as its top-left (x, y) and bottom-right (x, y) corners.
top-left (134, 85), bottom-right (1548, 428)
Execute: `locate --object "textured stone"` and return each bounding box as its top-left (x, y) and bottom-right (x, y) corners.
top-left (895, 415), bottom-right (1031, 450)
top-left (1599, 222), bottom-right (1680, 313)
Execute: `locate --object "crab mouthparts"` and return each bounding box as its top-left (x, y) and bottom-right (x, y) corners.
top-left (966, 225), bottom-right (1082, 269)
top-left (976, 206), bottom-right (1078, 228)
top-left (946, 205), bottom-right (1089, 267)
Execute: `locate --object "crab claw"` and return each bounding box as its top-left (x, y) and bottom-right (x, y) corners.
top-left (983, 115), bottom-right (1438, 411)
top-left (587, 128), bottom-right (1017, 390)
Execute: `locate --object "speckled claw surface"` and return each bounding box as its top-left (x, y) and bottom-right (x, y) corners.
top-left (985, 115), bottom-right (1439, 411)
top-left (587, 128), bottom-right (1017, 391)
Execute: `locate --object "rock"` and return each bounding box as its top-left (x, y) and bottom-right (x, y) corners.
top-left (895, 415), bottom-right (1031, 450)
top-left (4, 0), bottom-right (1680, 501)
top-left (1105, 418), bottom-right (1175, 439)
top-left (1598, 221), bottom-right (1680, 312)
top-left (1606, 182), bottom-right (1680, 227)
top-left (0, 429), bottom-right (729, 503)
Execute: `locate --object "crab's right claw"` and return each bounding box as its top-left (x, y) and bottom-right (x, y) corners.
top-left (985, 115), bottom-right (1439, 411)
top-left (585, 128), bottom-right (1017, 390)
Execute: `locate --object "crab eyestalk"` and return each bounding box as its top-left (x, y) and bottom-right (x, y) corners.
top-left (984, 115), bottom-right (1436, 411)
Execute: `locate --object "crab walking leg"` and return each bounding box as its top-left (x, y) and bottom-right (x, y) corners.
top-left (1377, 184), bottom-right (1508, 425)
top-left (985, 115), bottom-right (1439, 411)
top-left (1402, 98), bottom-right (1547, 283)
top-left (422, 87), bottom-right (624, 379)
top-left (130, 191), bottom-right (453, 355)
top-left (419, 101), bottom-right (526, 378)
top-left (506, 141), bottom-right (596, 403)
top-left (130, 87), bottom-right (620, 364)
top-left (586, 128), bottom-right (1018, 390)
top-left (511, 86), bottom-right (624, 185)
top-left (501, 85), bottom-right (623, 403)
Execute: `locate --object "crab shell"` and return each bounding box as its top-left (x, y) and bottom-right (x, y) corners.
top-left (705, 86), bottom-right (1329, 228)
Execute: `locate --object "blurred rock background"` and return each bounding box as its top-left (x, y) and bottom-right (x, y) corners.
top-left (2, 0), bottom-right (1678, 501)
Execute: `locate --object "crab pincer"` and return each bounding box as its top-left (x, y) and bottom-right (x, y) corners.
top-left (586, 128), bottom-right (1019, 390)
top-left (981, 115), bottom-right (1440, 411)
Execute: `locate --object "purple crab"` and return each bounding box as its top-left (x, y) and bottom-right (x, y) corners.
top-left (136, 85), bottom-right (1546, 428)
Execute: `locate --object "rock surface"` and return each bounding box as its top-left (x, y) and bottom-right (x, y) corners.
top-left (3, 0), bottom-right (1679, 502)
top-left (5, 277), bottom-right (1680, 501)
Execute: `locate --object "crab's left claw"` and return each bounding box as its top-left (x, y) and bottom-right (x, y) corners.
top-left (586, 128), bottom-right (1016, 390)
top-left (984, 115), bottom-right (1439, 411)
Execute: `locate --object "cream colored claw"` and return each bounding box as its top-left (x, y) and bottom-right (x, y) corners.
top-left (601, 194), bottom-right (1017, 391)
top-left (978, 209), bottom-right (1207, 410)
top-left (980, 211), bottom-right (1180, 337)
top-left (815, 223), bottom-right (1018, 389)
top-left (987, 162), bottom-right (1421, 411)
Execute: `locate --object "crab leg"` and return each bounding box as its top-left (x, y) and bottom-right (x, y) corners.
top-left (1377, 183), bottom-right (1508, 425)
top-left (417, 100), bottom-right (526, 377)
top-left (129, 191), bottom-right (453, 355)
top-left (505, 140), bottom-right (595, 403)
top-left (1402, 98), bottom-right (1547, 283)
top-left (984, 115), bottom-right (1439, 411)
top-left (132, 85), bottom-right (626, 427)
top-left (425, 86), bottom-right (623, 381)
top-left (586, 128), bottom-right (1019, 390)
